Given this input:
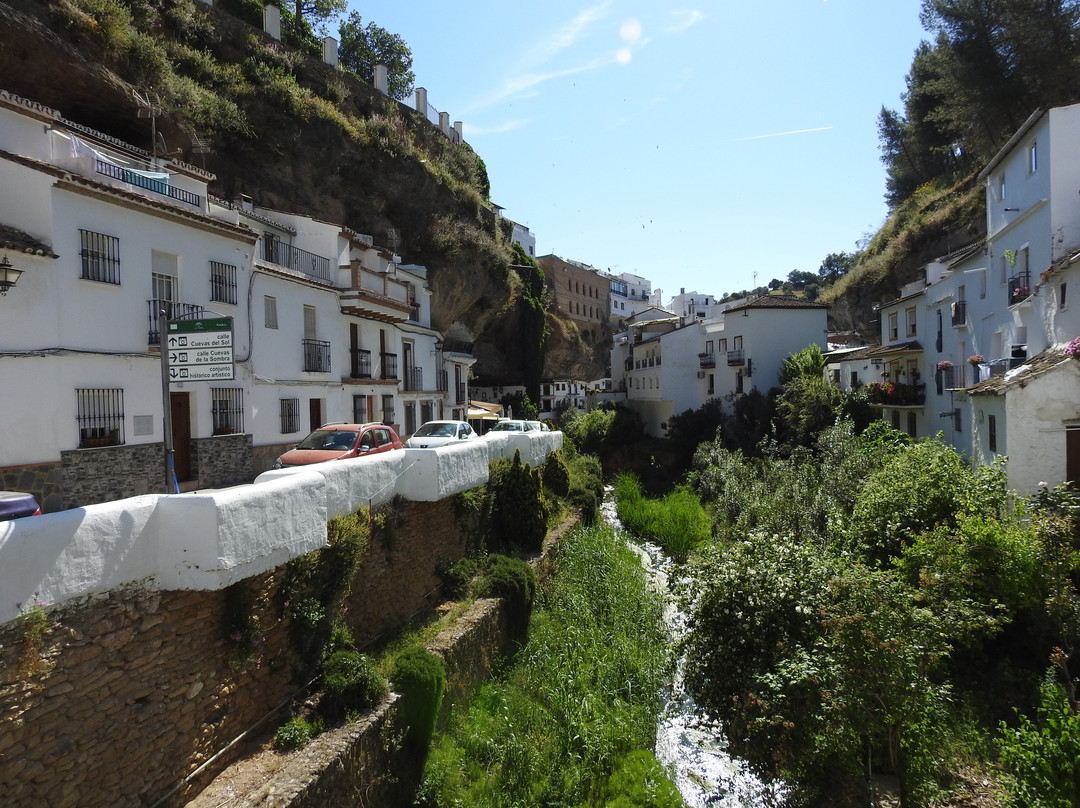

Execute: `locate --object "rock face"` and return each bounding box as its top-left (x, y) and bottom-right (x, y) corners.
top-left (0, 0), bottom-right (609, 383)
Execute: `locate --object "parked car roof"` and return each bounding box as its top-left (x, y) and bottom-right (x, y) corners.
top-left (273, 423), bottom-right (404, 469)
top-left (0, 491), bottom-right (41, 521)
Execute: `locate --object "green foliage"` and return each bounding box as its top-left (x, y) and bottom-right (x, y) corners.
top-left (560, 405), bottom-right (644, 457)
top-left (614, 473), bottom-right (711, 562)
top-left (998, 672), bottom-right (1080, 808)
top-left (273, 714), bottom-right (325, 750)
top-left (663, 397), bottom-right (724, 470)
top-left (602, 750), bottom-right (686, 808)
top-left (390, 647), bottom-right (446, 749)
top-left (487, 451), bottom-right (548, 552)
top-left (322, 650), bottom-right (387, 715)
top-left (417, 523), bottom-right (668, 807)
top-left (337, 11), bottom-right (415, 100)
top-left (476, 554), bottom-right (537, 636)
top-left (565, 450), bottom-right (604, 524)
top-left (436, 556), bottom-right (480, 600)
top-left (281, 507), bottom-right (371, 669)
top-left (541, 449), bottom-right (571, 498)
top-left (843, 437), bottom-right (1007, 565)
top-left (777, 342), bottom-right (826, 387)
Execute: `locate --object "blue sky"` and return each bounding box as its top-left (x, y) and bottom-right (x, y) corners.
top-left (344, 1), bottom-right (929, 303)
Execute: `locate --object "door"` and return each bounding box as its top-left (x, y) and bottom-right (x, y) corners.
top-left (170, 392), bottom-right (192, 481)
top-left (309, 398), bottom-right (322, 432)
top-left (1067, 426), bottom-right (1080, 487)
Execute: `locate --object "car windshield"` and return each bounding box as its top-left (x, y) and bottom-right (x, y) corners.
top-left (413, 423), bottom-right (457, 438)
top-left (490, 421), bottom-right (522, 431)
top-left (296, 429), bottom-right (359, 451)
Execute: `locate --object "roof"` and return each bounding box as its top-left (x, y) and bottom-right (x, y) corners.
top-left (964, 346), bottom-right (1074, 396)
top-left (723, 294), bottom-right (828, 313)
top-left (826, 344), bottom-right (882, 363)
top-left (0, 224), bottom-right (58, 258)
top-left (864, 340), bottom-right (923, 359)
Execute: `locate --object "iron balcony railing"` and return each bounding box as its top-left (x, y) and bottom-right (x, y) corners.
top-left (726, 348), bottom-right (745, 366)
top-left (951, 300), bottom-right (967, 326)
top-left (350, 348), bottom-right (371, 379)
top-left (436, 369), bottom-right (448, 392)
top-left (381, 352), bottom-right (398, 380)
top-left (302, 339), bottom-right (331, 373)
top-left (95, 159), bottom-right (202, 207)
top-left (1008, 271), bottom-right (1031, 305)
top-left (403, 366), bottom-right (423, 392)
top-left (263, 239), bottom-right (334, 284)
top-left (148, 299), bottom-right (205, 345)
top-left (698, 353), bottom-right (716, 369)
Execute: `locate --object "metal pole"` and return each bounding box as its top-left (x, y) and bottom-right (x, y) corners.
top-left (159, 311), bottom-right (178, 494)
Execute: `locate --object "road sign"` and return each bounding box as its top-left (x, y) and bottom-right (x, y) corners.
top-left (165, 317), bottom-right (234, 381)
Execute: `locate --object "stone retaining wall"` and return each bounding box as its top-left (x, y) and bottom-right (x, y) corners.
top-left (0, 495), bottom-right (469, 808)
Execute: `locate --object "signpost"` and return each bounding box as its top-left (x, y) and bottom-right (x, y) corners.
top-left (160, 316), bottom-right (234, 493)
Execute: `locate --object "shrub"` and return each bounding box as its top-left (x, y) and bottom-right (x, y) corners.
top-left (476, 554), bottom-right (537, 636)
top-left (542, 449), bottom-right (571, 498)
top-left (273, 715), bottom-right (324, 750)
top-left (323, 650), bottom-right (387, 715)
top-left (614, 473), bottom-right (710, 562)
top-left (998, 673), bottom-right (1080, 807)
top-left (488, 451), bottom-right (548, 552)
top-left (436, 556), bottom-right (479, 600)
top-left (391, 647), bottom-right (447, 749)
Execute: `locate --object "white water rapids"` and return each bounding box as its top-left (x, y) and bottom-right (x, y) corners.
top-left (601, 493), bottom-right (779, 807)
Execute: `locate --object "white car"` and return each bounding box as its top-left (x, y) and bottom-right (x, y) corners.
top-left (404, 420), bottom-right (478, 448)
top-left (484, 419), bottom-right (537, 435)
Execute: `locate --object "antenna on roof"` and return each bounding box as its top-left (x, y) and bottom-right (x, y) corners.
top-left (134, 90), bottom-right (164, 158)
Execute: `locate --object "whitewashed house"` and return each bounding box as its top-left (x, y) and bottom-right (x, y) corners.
top-left (0, 89), bottom-right (476, 510)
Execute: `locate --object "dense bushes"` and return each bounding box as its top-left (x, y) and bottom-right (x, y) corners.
top-left (614, 473), bottom-right (710, 562)
top-left (680, 425), bottom-right (1080, 806)
top-left (323, 650), bottom-right (387, 716)
top-left (391, 647), bottom-right (447, 749)
top-left (486, 451), bottom-right (548, 552)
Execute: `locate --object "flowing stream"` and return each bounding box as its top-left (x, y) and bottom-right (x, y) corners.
top-left (600, 493), bottom-right (777, 807)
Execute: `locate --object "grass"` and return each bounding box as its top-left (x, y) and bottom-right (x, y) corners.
top-left (613, 472), bottom-right (711, 562)
top-left (415, 521), bottom-right (679, 807)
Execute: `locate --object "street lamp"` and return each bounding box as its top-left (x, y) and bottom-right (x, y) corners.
top-left (0, 255), bottom-right (24, 295)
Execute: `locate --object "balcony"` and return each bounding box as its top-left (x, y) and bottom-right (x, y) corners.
top-left (147, 299), bottom-right (205, 345)
top-left (381, 352), bottom-right (398, 380)
top-left (403, 366), bottom-right (423, 392)
top-left (263, 239), bottom-right (334, 284)
top-left (302, 339), bottom-right (331, 373)
top-left (865, 381), bottom-right (925, 406)
top-left (350, 347), bottom-right (371, 379)
top-left (339, 267), bottom-right (414, 323)
top-left (698, 352), bottom-right (716, 369)
top-left (95, 158), bottom-right (203, 208)
top-left (951, 300), bottom-right (967, 326)
top-left (436, 369), bottom-right (448, 392)
top-left (1008, 271), bottom-right (1031, 306)
top-left (727, 348), bottom-right (745, 366)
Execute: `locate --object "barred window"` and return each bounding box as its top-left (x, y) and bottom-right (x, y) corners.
top-left (76, 388), bottom-right (124, 447)
top-left (210, 261), bottom-right (238, 305)
top-left (79, 229), bottom-right (121, 284)
top-left (280, 398), bottom-right (301, 434)
top-left (264, 295), bottom-right (278, 329)
top-left (352, 394), bottom-right (367, 424)
top-left (211, 387), bottom-right (244, 435)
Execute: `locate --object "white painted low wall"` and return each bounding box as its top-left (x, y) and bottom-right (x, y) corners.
top-left (0, 432), bottom-right (561, 625)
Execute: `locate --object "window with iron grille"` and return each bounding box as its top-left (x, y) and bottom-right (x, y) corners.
top-left (210, 261), bottom-right (238, 304)
top-left (79, 229), bottom-right (121, 284)
top-left (211, 388), bottom-right (244, 435)
top-left (280, 398), bottom-right (300, 433)
top-left (264, 295), bottom-right (278, 328)
top-left (352, 394), bottom-right (367, 424)
top-left (76, 388), bottom-right (124, 447)
top-left (381, 394), bottom-right (395, 425)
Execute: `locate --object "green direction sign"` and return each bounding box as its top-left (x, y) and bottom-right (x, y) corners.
top-left (166, 317), bottom-right (234, 381)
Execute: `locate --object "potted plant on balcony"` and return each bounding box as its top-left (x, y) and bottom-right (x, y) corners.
top-left (1010, 285), bottom-right (1030, 305)
top-left (967, 354), bottom-right (984, 366)
top-left (936, 360), bottom-right (953, 371)
top-left (1065, 337), bottom-right (1080, 358)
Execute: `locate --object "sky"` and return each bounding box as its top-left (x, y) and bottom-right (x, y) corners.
top-left (342, 1), bottom-right (930, 304)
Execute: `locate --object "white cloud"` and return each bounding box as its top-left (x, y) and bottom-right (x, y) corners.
top-left (734, 126), bottom-right (834, 141)
top-left (667, 9), bottom-right (706, 33)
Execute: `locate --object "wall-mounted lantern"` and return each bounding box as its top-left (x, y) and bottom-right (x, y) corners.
top-left (0, 255), bottom-right (24, 295)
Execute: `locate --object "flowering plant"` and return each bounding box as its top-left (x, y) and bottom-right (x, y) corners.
top-left (1065, 336), bottom-right (1080, 357)
top-left (936, 360), bottom-right (953, 371)
top-left (1010, 285), bottom-right (1030, 304)
top-left (967, 354), bottom-right (984, 365)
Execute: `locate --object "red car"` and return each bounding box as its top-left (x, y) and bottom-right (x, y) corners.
top-left (273, 423), bottom-right (404, 469)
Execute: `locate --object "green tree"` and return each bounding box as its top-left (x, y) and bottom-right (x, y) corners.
top-left (817, 251), bottom-right (854, 285)
top-left (291, 0), bottom-right (345, 33)
top-left (338, 12), bottom-right (415, 101)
